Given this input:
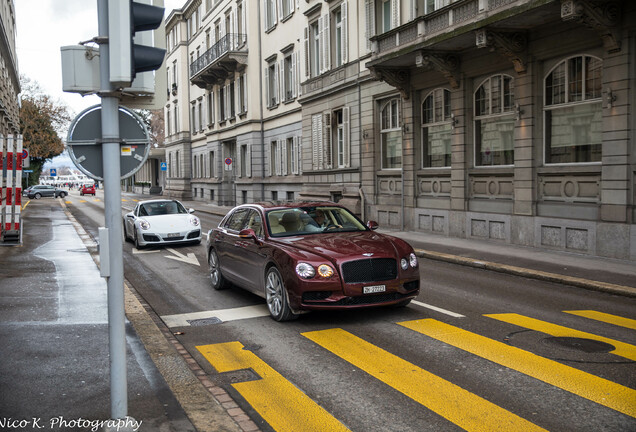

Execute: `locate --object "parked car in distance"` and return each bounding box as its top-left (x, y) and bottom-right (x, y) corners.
top-left (22, 185), bottom-right (35, 197)
top-left (123, 199), bottom-right (201, 249)
top-left (26, 185), bottom-right (67, 199)
top-left (207, 201), bottom-right (420, 321)
top-left (80, 184), bottom-right (96, 196)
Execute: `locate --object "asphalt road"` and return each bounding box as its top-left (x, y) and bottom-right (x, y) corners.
top-left (62, 190), bottom-right (636, 432)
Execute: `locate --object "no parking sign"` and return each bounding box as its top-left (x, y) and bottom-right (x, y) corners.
top-left (224, 157), bottom-right (232, 171)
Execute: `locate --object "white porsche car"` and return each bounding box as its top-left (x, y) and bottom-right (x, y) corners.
top-left (123, 199), bottom-right (201, 249)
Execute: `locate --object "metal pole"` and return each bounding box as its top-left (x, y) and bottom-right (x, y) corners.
top-left (97, 0), bottom-right (127, 419)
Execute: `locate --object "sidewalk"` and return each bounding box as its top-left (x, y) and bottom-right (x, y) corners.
top-left (0, 198), bottom-right (241, 432)
top-left (177, 197), bottom-right (636, 298)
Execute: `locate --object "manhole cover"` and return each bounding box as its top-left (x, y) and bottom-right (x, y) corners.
top-left (187, 317), bottom-right (222, 326)
top-left (542, 337), bottom-right (615, 353)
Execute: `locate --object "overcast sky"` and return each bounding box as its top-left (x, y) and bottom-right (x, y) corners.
top-left (15, 0), bottom-right (185, 117)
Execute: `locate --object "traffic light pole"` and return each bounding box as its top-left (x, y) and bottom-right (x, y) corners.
top-left (97, 0), bottom-right (128, 420)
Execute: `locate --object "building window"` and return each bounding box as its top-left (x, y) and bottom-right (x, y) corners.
top-left (281, 0), bottom-right (293, 18)
top-left (272, 191), bottom-right (278, 201)
top-left (283, 53), bottom-right (295, 101)
top-left (166, 107), bottom-right (171, 136)
top-left (209, 151), bottom-right (215, 178)
top-left (191, 102), bottom-right (197, 133)
top-left (333, 3), bottom-right (348, 67)
top-left (474, 74), bottom-right (515, 166)
top-left (381, 98), bottom-right (401, 169)
top-left (311, 21), bottom-right (320, 77)
top-left (333, 108), bottom-right (350, 168)
top-left (265, 0), bottom-right (277, 30)
top-left (270, 140), bottom-right (281, 176)
top-left (266, 61), bottom-right (278, 108)
top-left (422, 88), bottom-right (452, 168)
top-left (544, 55), bottom-right (602, 164)
top-left (207, 92), bottom-right (215, 126)
top-left (229, 81), bottom-right (236, 118)
top-left (238, 74), bottom-right (247, 114)
top-left (219, 86), bottom-right (226, 121)
top-left (238, 144), bottom-right (251, 177)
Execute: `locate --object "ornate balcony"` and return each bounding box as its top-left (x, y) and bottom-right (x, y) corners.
top-left (190, 33), bottom-right (248, 88)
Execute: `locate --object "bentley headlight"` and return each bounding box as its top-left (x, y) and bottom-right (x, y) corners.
top-left (295, 262), bottom-right (315, 279)
top-left (400, 258), bottom-right (408, 270)
top-left (190, 216), bottom-right (200, 226)
top-left (139, 219), bottom-right (150, 230)
top-left (409, 252), bottom-right (418, 268)
top-left (317, 264), bottom-right (334, 278)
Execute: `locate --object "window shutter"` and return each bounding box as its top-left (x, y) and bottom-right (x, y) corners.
top-left (324, 112), bottom-right (332, 169)
top-left (246, 145), bottom-right (251, 177)
top-left (391, 0), bottom-right (400, 29)
top-left (278, 0), bottom-right (283, 21)
top-left (311, 115), bottom-right (319, 170)
top-left (274, 61), bottom-right (280, 104)
top-left (282, 139), bottom-right (288, 175)
top-left (276, 140), bottom-right (282, 175)
top-left (279, 59), bottom-right (284, 102)
top-left (343, 106), bottom-right (350, 167)
top-left (303, 26), bottom-right (310, 78)
top-left (265, 67), bottom-right (270, 107)
top-left (291, 52), bottom-right (297, 97)
top-left (243, 75), bottom-right (248, 112)
top-left (262, 0), bottom-right (267, 30)
top-left (225, 84), bottom-right (230, 120)
top-left (235, 77), bottom-right (240, 117)
top-left (342, 1), bottom-right (348, 64)
top-left (237, 145), bottom-right (242, 178)
top-left (296, 50), bottom-right (302, 96)
top-left (297, 136), bottom-right (303, 174)
top-left (365, 0), bottom-right (375, 52)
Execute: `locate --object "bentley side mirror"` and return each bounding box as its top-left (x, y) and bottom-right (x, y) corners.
top-left (366, 221), bottom-right (379, 231)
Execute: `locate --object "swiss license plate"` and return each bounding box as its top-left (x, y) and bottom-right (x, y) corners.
top-left (166, 232), bottom-right (180, 238)
top-left (363, 285), bottom-right (386, 294)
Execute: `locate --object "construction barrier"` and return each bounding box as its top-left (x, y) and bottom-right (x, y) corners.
top-left (0, 134), bottom-right (22, 243)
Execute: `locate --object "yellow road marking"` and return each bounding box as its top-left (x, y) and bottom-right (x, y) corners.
top-left (399, 319), bottom-right (636, 418)
top-left (302, 328), bottom-right (546, 432)
top-left (79, 200), bottom-right (87, 203)
top-left (564, 310), bottom-right (636, 330)
top-left (197, 341), bottom-right (349, 432)
top-left (486, 313), bottom-right (636, 361)
top-left (22, 200), bottom-right (30, 210)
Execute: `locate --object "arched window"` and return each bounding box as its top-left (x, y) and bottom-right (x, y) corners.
top-left (474, 74), bottom-right (515, 166)
top-left (380, 98), bottom-right (402, 169)
top-left (544, 55), bottom-right (602, 164)
top-left (422, 88), bottom-right (451, 168)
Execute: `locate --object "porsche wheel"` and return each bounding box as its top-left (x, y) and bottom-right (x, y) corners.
top-left (208, 249), bottom-right (229, 290)
top-left (134, 230), bottom-right (144, 250)
top-left (265, 267), bottom-right (297, 322)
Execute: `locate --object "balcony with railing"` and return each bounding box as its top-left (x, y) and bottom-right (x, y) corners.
top-left (190, 33), bottom-right (248, 88)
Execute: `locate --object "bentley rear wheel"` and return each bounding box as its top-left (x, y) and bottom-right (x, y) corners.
top-left (208, 249), bottom-right (229, 290)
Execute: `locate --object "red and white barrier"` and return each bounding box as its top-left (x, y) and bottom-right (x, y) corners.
top-left (1, 134), bottom-right (22, 242)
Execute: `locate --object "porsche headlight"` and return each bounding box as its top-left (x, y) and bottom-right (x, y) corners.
top-left (409, 252), bottom-right (418, 268)
top-left (190, 216), bottom-right (200, 226)
top-left (295, 262), bottom-right (315, 279)
top-left (139, 219), bottom-right (150, 230)
top-left (317, 264), bottom-right (334, 278)
top-left (400, 258), bottom-right (408, 270)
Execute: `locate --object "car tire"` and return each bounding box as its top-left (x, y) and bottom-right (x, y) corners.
top-left (265, 267), bottom-right (298, 322)
top-left (35, 193), bottom-right (42, 199)
top-left (123, 221), bottom-right (131, 243)
top-left (59, 192), bottom-right (67, 198)
top-left (208, 249), bottom-right (229, 290)
top-left (134, 230), bottom-right (144, 250)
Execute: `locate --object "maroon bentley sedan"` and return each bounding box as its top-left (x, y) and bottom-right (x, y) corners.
top-left (206, 202), bottom-right (420, 321)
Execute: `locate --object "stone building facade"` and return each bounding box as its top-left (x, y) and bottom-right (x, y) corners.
top-left (164, 0), bottom-right (635, 260)
top-left (0, 0), bottom-right (20, 135)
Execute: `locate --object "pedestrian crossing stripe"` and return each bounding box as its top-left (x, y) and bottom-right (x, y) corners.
top-left (485, 313), bottom-right (636, 361)
top-left (302, 328), bottom-right (546, 432)
top-left (399, 318), bottom-right (636, 418)
top-left (197, 341), bottom-right (350, 432)
top-left (564, 310), bottom-right (636, 330)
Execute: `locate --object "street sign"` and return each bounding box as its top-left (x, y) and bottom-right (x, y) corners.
top-left (224, 157), bottom-right (232, 171)
top-left (160, 162), bottom-right (167, 171)
top-left (50, 168), bottom-right (57, 177)
top-left (67, 104), bottom-right (150, 180)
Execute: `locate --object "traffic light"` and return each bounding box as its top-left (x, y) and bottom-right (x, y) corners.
top-left (109, 0), bottom-right (166, 87)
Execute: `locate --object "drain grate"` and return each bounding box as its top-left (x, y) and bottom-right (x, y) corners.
top-left (542, 337), bottom-right (615, 353)
top-left (187, 317), bottom-right (222, 326)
